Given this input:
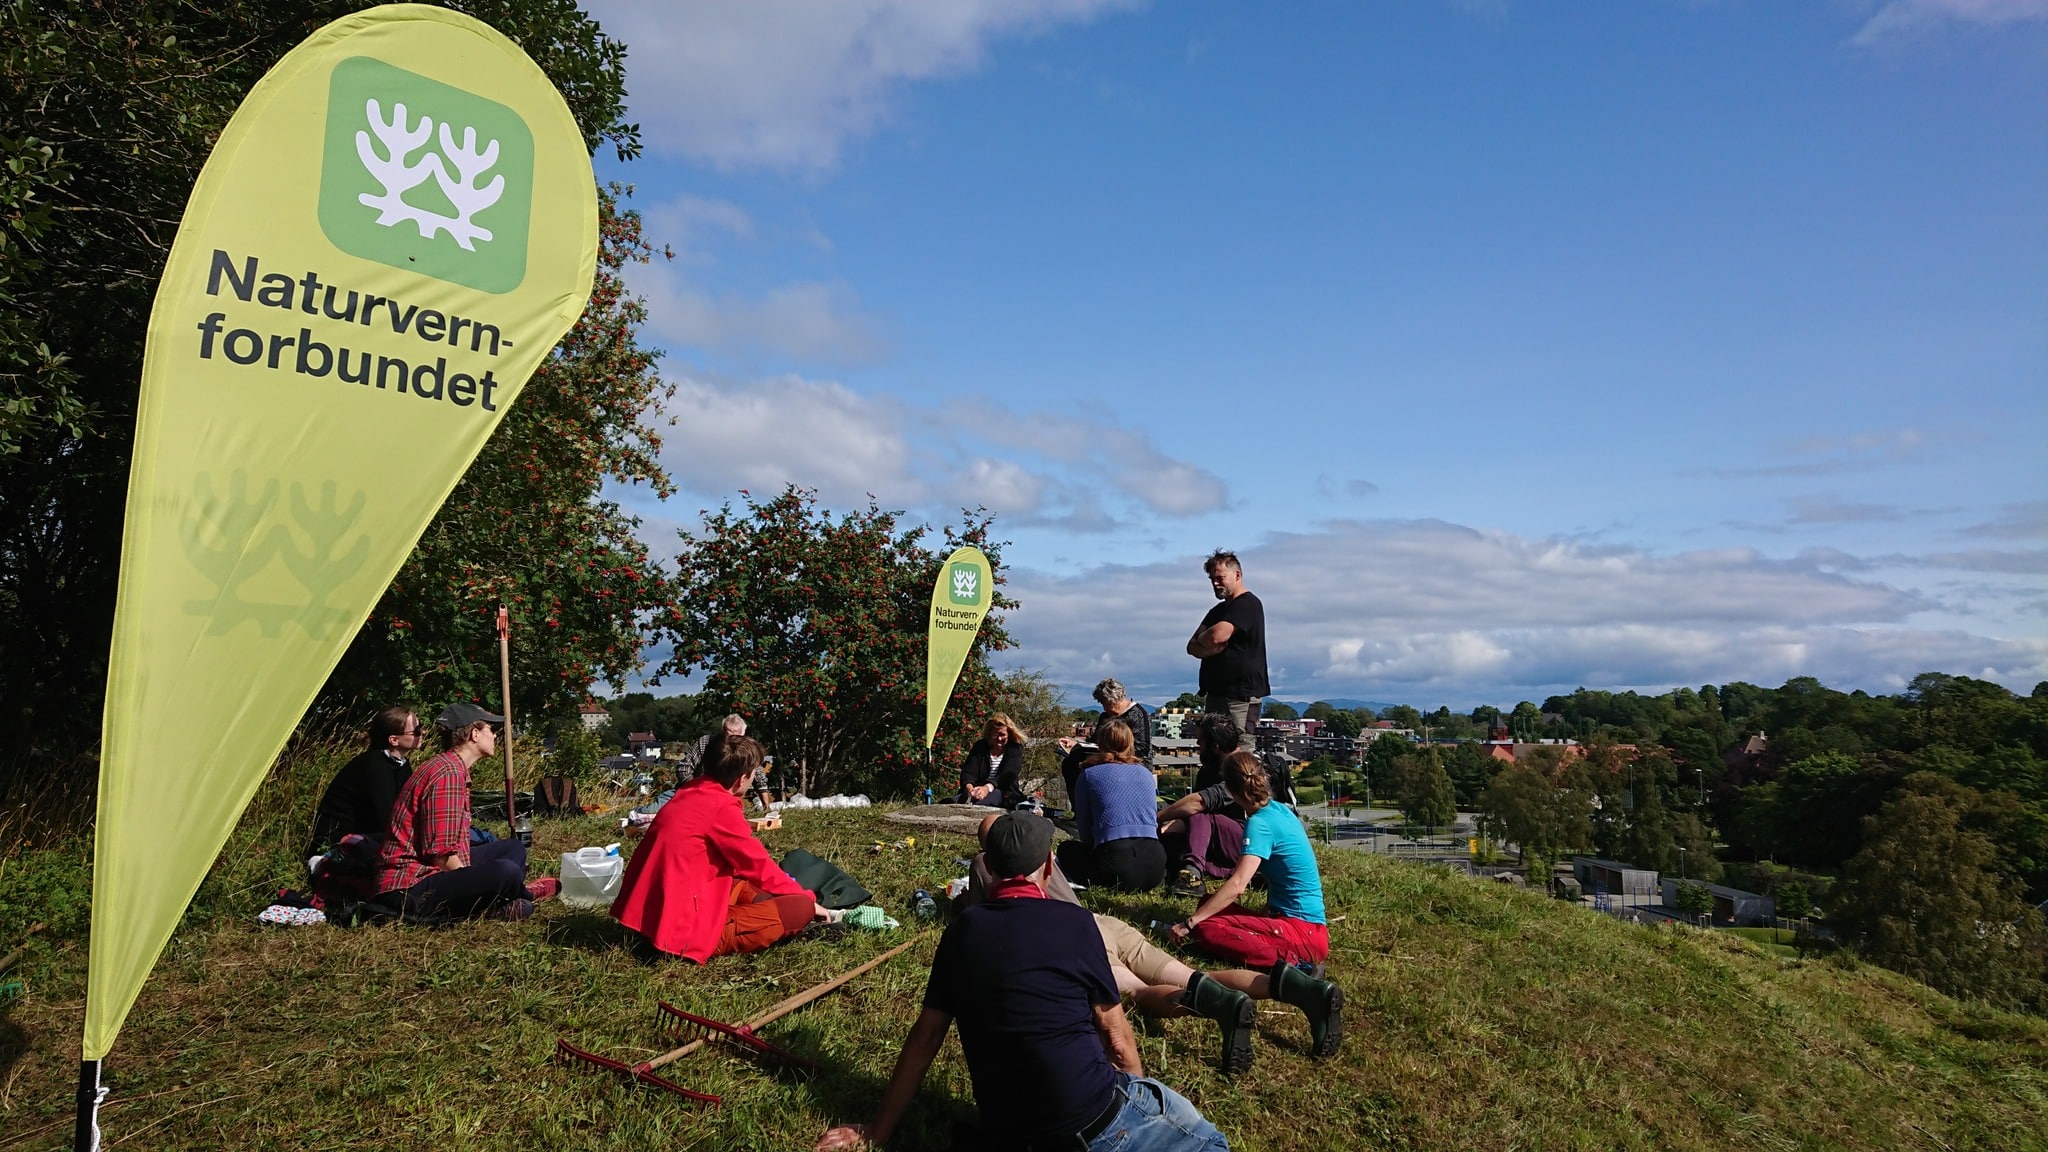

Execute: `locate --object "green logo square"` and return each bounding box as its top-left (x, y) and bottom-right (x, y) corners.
top-left (948, 562), bottom-right (981, 605)
top-left (318, 56), bottom-right (533, 293)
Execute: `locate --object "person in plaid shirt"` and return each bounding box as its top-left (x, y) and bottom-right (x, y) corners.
top-left (377, 703), bottom-right (557, 920)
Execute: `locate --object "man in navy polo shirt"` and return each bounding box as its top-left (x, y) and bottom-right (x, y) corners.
top-left (815, 812), bottom-right (1229, 1152)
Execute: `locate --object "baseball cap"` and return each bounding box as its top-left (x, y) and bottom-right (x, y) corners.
top-left (983, 811), bottom-right (1055, 880)
top-left (435, 702), bottom-right (504, 729)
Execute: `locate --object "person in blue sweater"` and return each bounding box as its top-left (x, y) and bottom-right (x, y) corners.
top-left (1056, 718), bottom-right (1167, 890)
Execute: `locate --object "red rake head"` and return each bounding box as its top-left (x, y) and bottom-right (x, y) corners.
top-left (657, 1002), bottom-right (820, 1071)
top-left (554, 1038), bottom-right (722, 1106)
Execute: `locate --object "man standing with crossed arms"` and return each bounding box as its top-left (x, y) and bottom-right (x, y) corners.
top-left (1186, 549), bottom-right (1268, 752)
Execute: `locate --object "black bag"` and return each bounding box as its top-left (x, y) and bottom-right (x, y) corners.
top-left (777, 848), bottom-right (873, 910)
top-left (536, 775), bottom-right (580, 817)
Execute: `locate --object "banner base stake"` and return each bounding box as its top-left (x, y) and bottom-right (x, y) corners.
top-left (74, 1058), bottom-right (106, 1152)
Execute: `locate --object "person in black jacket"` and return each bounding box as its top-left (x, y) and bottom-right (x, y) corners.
top-left (957, 713), bottom-right (1027, 808)
top-left (303, 706), bottom-right (422, 861)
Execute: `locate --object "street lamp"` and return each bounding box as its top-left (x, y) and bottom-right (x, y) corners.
top-left (1677, 846), bottom-right (1687, 881)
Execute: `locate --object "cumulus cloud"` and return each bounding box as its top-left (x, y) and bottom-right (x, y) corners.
top-left (652, 372), bottom-right (1229, 526)
top-left (583, 0), bottom-right (1142, 170)
top-left (628, 258), bottom-right (889, 365)
top-left (1852, 0), bottom-right (2048, 45)
top-left (998, 519), bottom-right (2047, 705)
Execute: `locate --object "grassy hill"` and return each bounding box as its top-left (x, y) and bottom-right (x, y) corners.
top-left (1, 757), bottom-right (2044, 1151)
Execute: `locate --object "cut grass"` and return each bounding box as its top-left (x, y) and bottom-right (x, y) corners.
top-left (1, 764), bottom-right (2045, 1150)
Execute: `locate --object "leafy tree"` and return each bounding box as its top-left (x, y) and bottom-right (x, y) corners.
top-left (1305, 701), bottom-right (1363, 741)
top-left (1776, 881), bottom-right (1813, 921)
top-left (1832, 785), bottom-right (2048, 1010)
top-left (1674, 880), bottom-right (1713, 921)
top-left (1442, 741), bottom-right (1498, 808)
top-left (1164, 692), bottom-right (1207, 711)
top-left (1477, 750), bottom-right (1595, 867)
top-left (1400, 749), bottom-right (1457, 834)
top-left (1263, 699), bottom-right (1300, 722)
top-left (0, 0), bottom-right (649, 758)
top-left (1379, 704), bottom-right (1424, 730)
top-left (992, 668), bottom-right (1069, 787)
top-left (546, 724), bottom-right (606, 786)
top-left (599, 691), bottom-right (700, 746)
top-left (1364, 731), bottom-right (1412, 801)
top-left (654, 486), bottom-right (1013, 800)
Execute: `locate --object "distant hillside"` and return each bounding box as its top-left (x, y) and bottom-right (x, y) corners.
top-left (1274, 698), bottom-right (1404, 714)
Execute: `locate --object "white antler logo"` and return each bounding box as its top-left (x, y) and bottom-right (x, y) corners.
top-left (953, 568), bottom-right (978, 600)
top-left (355, 98), bottom-right (505, 251)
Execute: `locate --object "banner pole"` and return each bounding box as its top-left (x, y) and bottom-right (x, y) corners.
top-left (74, 1058), bottom-right (105, 1152)
top-left (496, 606), bottom-right (517, 840)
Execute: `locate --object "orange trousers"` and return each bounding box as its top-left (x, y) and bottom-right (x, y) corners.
top-left (712, 880), bottom-right (814, 957)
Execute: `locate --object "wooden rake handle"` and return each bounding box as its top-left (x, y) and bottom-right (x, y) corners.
top-left (641, 937), bottom-right (920, 1072)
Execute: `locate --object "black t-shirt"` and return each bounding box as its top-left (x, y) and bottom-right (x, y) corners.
top-left (304, 749), bottom-right (412, 857)
top-left (1197, 591), bottom-right (1269, 699)
top-left (923, 897), bottom-right (1120, 1139)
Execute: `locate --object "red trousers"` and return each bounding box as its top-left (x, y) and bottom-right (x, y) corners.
top-left (1189, 904), bottom-right (1329, 969)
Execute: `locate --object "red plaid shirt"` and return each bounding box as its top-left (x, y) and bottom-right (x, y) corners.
top-left (378, 751), bottom-right (471, 894)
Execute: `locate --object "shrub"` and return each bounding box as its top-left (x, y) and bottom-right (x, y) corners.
top-left (1294, 785), bottom-right (1326, 806)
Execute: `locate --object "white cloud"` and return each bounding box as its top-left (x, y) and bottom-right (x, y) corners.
top-left (998, 519), bottom-right (2048, 705)
top-left (583, 0), bottom-right (1143, 170)
top-left (651, 372), bottom-right (1229, 526)
top-left (627, 258), bottom-right (889, 364)
top-left (1853, 0), bottom-right (2048, 45)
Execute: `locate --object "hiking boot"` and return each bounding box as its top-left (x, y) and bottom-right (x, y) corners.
top-left (526, 877), bottom-right (561, 902)
top-left (1171, 864), bottom-right (1207, 898)
top-left (1269, 960), bottom-right (1342, 1058)
top-left (489, 897), bottom-right (536, 922)
top-left (1183, 972), bottom-right (1257, 1077)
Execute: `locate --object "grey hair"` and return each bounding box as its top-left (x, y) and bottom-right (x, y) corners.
top-left (722, 713), bottom-right (747, 734)
top-left (1092, 678), bottom-right (1127, 707)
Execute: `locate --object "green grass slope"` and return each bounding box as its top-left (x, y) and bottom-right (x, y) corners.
top-left (2, 801), bottom-right (2044, 1151)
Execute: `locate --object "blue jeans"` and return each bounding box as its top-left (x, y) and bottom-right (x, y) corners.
top-left (1087, 1074), bottom-right (1229, 1152)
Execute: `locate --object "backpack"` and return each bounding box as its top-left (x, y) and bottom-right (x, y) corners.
top-left (536, 775), bottom-right (581, 817)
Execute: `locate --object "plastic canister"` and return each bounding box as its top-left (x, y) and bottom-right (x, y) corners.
top-left (559, 846), bottom-right (624, 909)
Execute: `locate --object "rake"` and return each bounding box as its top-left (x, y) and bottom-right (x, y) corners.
top-left (557, 938), bottom-right (917, 1105)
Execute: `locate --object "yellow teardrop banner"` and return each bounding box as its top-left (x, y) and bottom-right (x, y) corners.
top-left (924, 546), bottom-right (995, 749)
top-left (85, 4), bottom-right (596, 1060)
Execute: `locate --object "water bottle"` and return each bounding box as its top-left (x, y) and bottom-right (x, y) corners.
top-left (912, 889), bottom-right (938, 921)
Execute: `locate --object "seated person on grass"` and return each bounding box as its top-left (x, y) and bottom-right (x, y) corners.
top-left (958, 812), bottom-right (1336, 1077)
top-left (377, 704), bottom-right (557, 922)
top-left (816, 812), bottom-right (1229, 1152)
top-left (304, 706), bottom-right (420, 861)
top-left (1158, 712), bottom-right (1249, 891)
top-left (611, 736), bottom-right (832, 962)
top-left (1167, 751), bottom-right (1341, 1058)
top-left (956, 712), bottom-right (1028, 808)
top-left (1056, 718), bottom-right (1167, 891)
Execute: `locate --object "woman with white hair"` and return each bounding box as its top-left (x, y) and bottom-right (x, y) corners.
top-left (1092, 678), bottom-right (1151, 766)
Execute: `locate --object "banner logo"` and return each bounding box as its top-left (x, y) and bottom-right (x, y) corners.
top-left (319, 57), bottom-right (534, 292)
top-left (949, 562), bottom-right (980, 605)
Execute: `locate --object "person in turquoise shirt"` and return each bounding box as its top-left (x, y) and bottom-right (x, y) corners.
top-left (1169, 750), bottom-right (1342, 1057)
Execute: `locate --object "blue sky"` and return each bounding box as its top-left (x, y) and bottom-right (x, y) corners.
top-left (581, 0), bottom-right (2046, 709)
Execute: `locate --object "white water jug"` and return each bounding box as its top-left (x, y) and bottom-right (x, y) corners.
top-left (559, 846), bottom-right (623, 909)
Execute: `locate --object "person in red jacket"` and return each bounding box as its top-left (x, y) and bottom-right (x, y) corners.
top-left (611, 735), bottom-right (828, 961)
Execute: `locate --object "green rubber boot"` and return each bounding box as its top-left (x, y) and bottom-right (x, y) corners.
top-left (1269, 960), bottom-right (1343, 1058)
top-left (1183, 971), bottom-right (1257, 1076)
